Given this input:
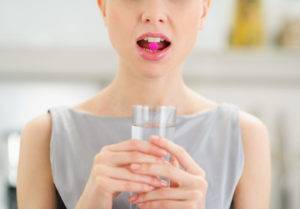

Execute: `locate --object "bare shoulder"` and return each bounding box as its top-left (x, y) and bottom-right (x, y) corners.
top-left (19, 113), bottom-right (52, 158)
top-left (238, 110), bottom-right (269, 139)
top-left (17, 113), bottom-right (56, 209)
top-left (233, 109), bottom-right (271, 209)
top-left (21, 113), bottom-right (52, 142)
top-left (238, 110), bottom-right (271, 176)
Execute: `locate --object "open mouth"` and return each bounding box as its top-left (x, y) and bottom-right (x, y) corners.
top-left (136, 39), bottom-right (171, 52)
top-left (135, 32), bottom-right (172, 61)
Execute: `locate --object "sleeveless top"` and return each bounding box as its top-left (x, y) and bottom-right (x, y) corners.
top-left (47, 102), bottom-right (244, 209)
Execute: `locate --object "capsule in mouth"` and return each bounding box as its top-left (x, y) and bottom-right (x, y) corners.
top-left (136, 39), bottom-right (171, 51)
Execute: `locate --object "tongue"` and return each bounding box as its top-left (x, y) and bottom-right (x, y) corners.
top-left (138, 40), bottom-right (167, 50)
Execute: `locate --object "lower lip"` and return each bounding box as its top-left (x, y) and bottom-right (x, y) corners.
top-left (136, 43), bottom-right (171, 61)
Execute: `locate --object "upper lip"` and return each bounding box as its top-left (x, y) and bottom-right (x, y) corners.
top-left (136, 32), bottom-right (171, 43)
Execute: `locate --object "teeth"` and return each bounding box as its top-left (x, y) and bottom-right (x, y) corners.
top-left (143, 37), bottom-right (165, 42)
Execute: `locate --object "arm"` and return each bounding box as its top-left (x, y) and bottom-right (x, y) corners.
top-left (233, 111), bottom-right (272, 209)
top-left (17, 114), bottom-right (57, 209)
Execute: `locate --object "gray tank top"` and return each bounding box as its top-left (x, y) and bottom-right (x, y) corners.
top-left (47, 102), bottom-right (244, 209)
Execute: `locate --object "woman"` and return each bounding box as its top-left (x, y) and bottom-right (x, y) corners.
top-left (17, 0), bottom-right (271, 209)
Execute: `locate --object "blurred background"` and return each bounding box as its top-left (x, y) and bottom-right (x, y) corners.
top-left (0, 0), bottom-right (299, 209)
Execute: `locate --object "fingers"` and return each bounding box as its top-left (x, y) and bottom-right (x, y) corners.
top-left (103, 150), bottom-right (167, 166)
top-left (94, 164), bottom-right (168, 188)
top-left (148, 136), bottom-right (205, 176)
top-left (129, 162), bottom-right (192, 187)
top-left (99, 176), bottom-right (157, 193)
top-left (136, 200), bottom-right (194, 209)
top-left (170, 156), bottom-right (180, 188)
top-left (129, 187), bottom-right (201, 203)
top-left (171, 155), bottom-right (179, 167)
top-left (106, 139), bottom-right (169, 157)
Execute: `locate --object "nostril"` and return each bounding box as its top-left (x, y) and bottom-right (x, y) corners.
top-left (144, 18), bottom-right (164, 23)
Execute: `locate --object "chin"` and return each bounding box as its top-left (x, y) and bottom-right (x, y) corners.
top-left (137, 65), bottom-right (175, 79)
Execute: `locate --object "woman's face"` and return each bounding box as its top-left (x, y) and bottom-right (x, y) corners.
top-left (98, 0), bottom-right (211, 78)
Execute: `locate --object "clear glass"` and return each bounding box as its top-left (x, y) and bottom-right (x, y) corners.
top-left (130, 105), bottom-right (177, 209)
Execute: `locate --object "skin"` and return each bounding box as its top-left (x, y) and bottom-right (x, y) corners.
top-left (91, 0), bottom-right (214, 116)
top-left (126, 117), bottom-right (271, 209)
top-left (17, 0), bottom-right (271, 209)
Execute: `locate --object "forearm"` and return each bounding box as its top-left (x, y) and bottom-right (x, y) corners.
top-left (74, 190), bottom-right (112, 209)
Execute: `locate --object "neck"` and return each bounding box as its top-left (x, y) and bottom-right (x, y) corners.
top-left (100, 62), bottom-right (197, 115)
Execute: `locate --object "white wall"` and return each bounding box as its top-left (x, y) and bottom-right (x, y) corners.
top-left (1, 0), bottom-right (299, 50)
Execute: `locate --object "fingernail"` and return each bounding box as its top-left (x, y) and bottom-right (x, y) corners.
top-left (129, 195), bottom-right (138, 202)
top-left (160, 180), bottom-right (168, 187)
top-left (164, 154), bottom-right (171, 161)
top-left (157, 158), bottom-right (165, 163)
top-left (130, 164), bottom-right (141, 170)
top-left (146, 186), bottom-right (155, 190)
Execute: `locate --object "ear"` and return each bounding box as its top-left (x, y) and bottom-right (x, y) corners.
top-left (97, 0), bottom-right (107, 26)
top-left (198, 0), bottom-right (212, 31)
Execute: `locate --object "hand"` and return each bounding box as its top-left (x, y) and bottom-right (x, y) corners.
top-left (128, 135), bottom-right (208, 209)
top-left (75, 139), bottom-right (170, 209)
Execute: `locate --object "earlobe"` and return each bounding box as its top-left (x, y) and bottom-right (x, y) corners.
top-left (97, 0), bottom-right (107, 27)
top-left (198, 18), bottom-right (206, 31)
top-left (198, 0), bottom-right (212, 31)
top-left (198, 21), bottom-right (204, 31)
top-left (97, 0), bottom-right (106, 17)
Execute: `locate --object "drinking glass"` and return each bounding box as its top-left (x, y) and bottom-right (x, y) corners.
top-left (130, 105), bottom-right (177, 209)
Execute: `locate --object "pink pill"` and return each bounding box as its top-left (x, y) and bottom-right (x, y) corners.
top-left (149, 42), bottom-right (159, 50)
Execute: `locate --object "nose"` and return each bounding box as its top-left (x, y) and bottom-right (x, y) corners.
top-left (141, 1), bottom-right (167, 25)
top-left (142, 14), bottom-right (166, 24)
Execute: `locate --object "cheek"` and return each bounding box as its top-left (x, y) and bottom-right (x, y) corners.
top-left (106, 9), bottom-right (134, 53)
top-left (181, 4), bottom-right (203, 34)
top-left (176, 13), bottom-right (200, 49)
top-left (172, 8), bottom-right (202, 61)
